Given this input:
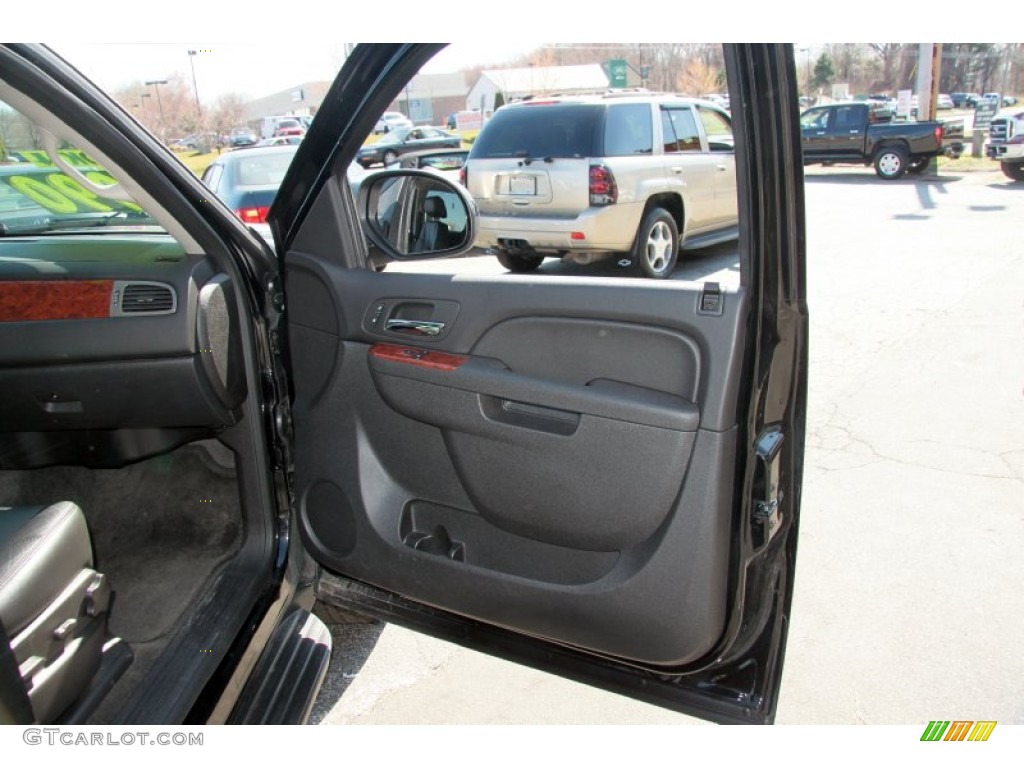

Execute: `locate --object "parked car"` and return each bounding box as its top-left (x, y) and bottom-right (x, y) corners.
top-left (703, 92), bottom-right (730, 110)
top-left (863, 95), bottom-right (896, 121)
top-left (253, 135), bottom-right (303, 147)
top-left (800, 101), bottom-right (961, 179)
top-left (937, 94), bottom-right (954, 110)
top-left (170, 132), bottom-right (221, 152)
top-left (200, 144), bottom-right (299, 243)
top-left (950, 92), bottom-right (974, 108)
top-left (356, 126), bottom-right (461, 167)
top-left (258, 114), bottom-right (309, 141)
top-left (229, 126), bottom-right (258, 147)
top-left (392, 147), bottom-right (470, 183)
top-left (374, 110), bottom-right (414, 134)
top-left (0, 42), bottom-right (806, 728)
top-left (272, 118), bottom-right (305, 138)
top-left (463, 93), bottom-right (738, 278)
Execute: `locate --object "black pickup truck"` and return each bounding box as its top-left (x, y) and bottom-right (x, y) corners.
top-left (800, 102), bottom-right (963, 179)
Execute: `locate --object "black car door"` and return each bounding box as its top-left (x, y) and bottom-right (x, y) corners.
top-left (800, 105), bottom-right (832, 161)
top-left (825, 103), bottom-right (869, 159)
top-left (271, 43), bottom-right (807, 725)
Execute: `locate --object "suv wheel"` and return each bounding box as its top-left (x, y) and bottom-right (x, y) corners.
top-left (633, 208), bottom-right (679, 279)
top-left (496, 250), bottom-right (544, 273)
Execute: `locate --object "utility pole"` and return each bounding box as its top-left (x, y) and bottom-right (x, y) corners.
top-left (187, 50), bottom-right (202, 117)
top-left (799, 47), bottom-right (811, 103)
top-left (914, 44), bottom-right (942, 174)
top-left (144, 80), bottom-right (167, 137)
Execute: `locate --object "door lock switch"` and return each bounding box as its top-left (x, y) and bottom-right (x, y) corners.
top-left (698, 282), bottom-right (724, 315)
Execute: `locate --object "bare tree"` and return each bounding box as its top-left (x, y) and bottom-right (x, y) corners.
top-left (209, 93), bottom-right (248, 139)
top-left (825, 44), bottom-right (865, 84)
top-left (678, 58), bottom-right (725, 96)
top-left (113, 75), bottom-right (201, 141)
top-left (868, 44), bottom-right (905, 91)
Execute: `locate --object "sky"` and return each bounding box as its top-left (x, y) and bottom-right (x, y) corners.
top-left (27, 2), bottom-right (1009, 106)
top-left (53, 42), bottom-right (549, 105)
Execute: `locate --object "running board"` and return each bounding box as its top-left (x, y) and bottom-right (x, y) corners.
top-left (682, 226), bottom-right (739, 251)
top-left (227, 610), bottom-right (332, 724)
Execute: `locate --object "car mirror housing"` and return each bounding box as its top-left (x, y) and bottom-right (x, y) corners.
top-left (355, 169), bottom-right (478, 262)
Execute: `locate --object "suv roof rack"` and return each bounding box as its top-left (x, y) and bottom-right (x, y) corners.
top-left (515, 89), bottom-right (704, 104)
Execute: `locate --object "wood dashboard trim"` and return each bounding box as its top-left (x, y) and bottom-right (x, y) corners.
top-left (0, 280), bottom-right (113, 322)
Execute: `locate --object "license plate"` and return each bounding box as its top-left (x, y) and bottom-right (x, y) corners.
top-left (509, 175), bottom-right (536, 196)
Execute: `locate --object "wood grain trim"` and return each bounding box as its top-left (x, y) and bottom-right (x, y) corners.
top-left (0, 280), bottom-right (113, 322)
top-left (369, 343), bottom-right (468, 372)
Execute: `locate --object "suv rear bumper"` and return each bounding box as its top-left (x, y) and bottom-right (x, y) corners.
top-left (475, 201), bottom-right (646, 254)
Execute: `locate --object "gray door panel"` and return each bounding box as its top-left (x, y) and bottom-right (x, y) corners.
top-left (287, 254), bottom-right (748, 667)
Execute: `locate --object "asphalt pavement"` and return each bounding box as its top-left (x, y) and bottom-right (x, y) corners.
top-left (311, 164), bottom-right (1024, 726)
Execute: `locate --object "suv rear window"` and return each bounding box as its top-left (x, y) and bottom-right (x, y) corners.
top-left (470, 104), bottom-right (601, 159)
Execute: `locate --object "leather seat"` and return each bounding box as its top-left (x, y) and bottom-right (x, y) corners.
top-left (412, 196), bottom-right (451, 253)
top-left (0, 502), bottom-right (109, 723)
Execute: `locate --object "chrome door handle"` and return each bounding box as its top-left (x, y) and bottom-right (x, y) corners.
top-left (385, 319), bottom-right (445, 336)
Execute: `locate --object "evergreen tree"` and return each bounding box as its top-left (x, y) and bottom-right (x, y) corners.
top-left (812, 53), bottom-right (836, 90)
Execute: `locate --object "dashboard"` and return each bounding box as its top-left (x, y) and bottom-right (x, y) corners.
top-left (0, 234), bottom-right (245, 468)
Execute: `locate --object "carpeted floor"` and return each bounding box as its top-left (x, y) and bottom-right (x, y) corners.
top-left (0, 440), bottom-right (243, 720)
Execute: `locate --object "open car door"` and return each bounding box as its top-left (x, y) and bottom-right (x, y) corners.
top-left (272, 44), bottom-right (807, 725)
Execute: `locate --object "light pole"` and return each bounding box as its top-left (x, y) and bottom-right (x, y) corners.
top-left (187, 50), bottom-right (202, 118)
top-left (144, 79), bottom-right (167, 135)
top-left (798, 47), bottom-right (811, 103)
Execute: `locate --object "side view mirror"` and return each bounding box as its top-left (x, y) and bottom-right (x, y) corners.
top-left (355, 169), bottom-right (478, 262)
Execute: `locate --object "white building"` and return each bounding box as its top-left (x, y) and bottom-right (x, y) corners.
top-left (243, 82), bottom-right (331, 123)
top-left (466, 64), bottom-right (611, 113)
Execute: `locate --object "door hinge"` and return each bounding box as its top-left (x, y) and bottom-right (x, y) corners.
top-left (752, 426), bottom-right (785, 549)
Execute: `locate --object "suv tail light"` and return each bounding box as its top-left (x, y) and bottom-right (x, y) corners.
top-left (934, 124), bottom-right (943, 144)
top-left (236, 206), bottom-right (270, 224)
top-left (459, 164), bottom-right (467, 187)
top-left (589, 164), bottom-right (617, 206)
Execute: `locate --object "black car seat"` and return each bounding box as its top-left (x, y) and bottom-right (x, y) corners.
top-left (412, 195), bottom-right (450, 253)
top-left (0, 501), bottom-right (109, 723)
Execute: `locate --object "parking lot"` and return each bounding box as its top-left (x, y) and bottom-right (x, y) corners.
top-left (311, 163), bottom-right (1024, 725)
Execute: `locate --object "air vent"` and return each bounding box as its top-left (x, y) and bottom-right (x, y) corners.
top-left (111, 281), bottom-right (177, 316)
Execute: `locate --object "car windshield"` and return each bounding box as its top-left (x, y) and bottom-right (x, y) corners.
top-left (470, 104), bottom-right (601, 159)
top-left (0, 99), bottom-right (162, 236)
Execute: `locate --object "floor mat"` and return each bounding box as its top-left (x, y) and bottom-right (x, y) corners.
top-left (0, 441), bottom-right (242, 644)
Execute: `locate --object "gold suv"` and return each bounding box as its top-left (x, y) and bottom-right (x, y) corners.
top-left (463, 92), bottom-right (738, 278)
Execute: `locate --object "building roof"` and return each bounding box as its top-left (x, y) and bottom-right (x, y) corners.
top-left (404, 72), bottom-right (468, 99)
top-left (479, 64), bottom-right (610, 96)
top-left (244, 81), bottom-right (331, 121)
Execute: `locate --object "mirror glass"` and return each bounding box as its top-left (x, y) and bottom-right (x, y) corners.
top-left (364, 173), bottom-right (471, 257)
